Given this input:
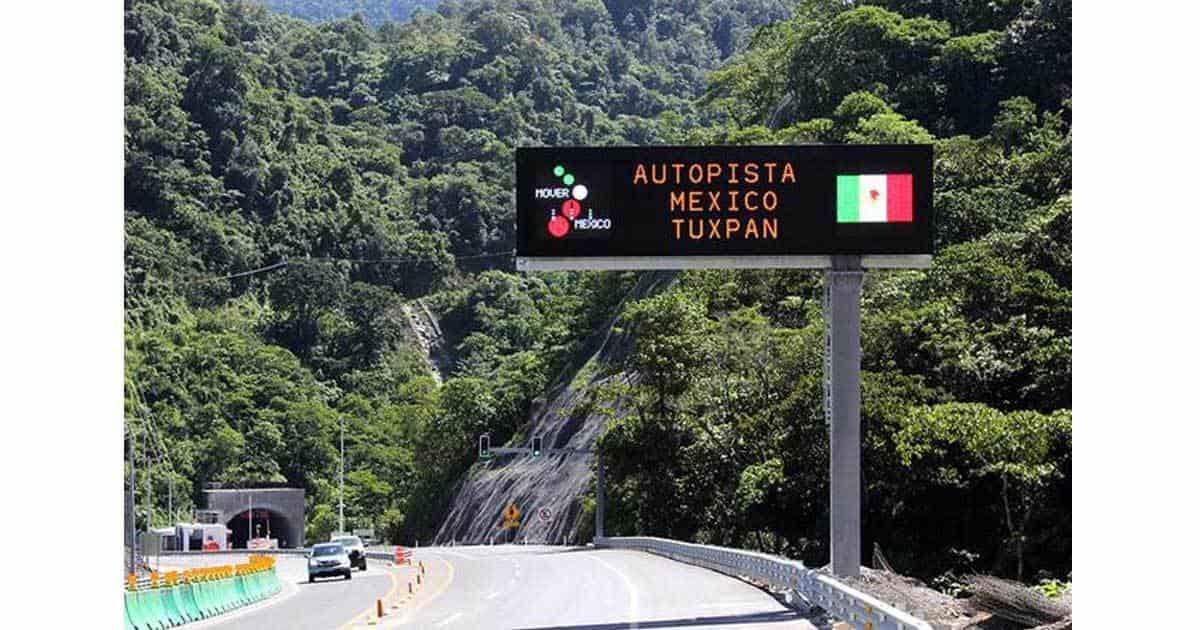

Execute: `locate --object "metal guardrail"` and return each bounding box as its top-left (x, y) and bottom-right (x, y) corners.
top-left (596, 536), bottom-right (933, 630)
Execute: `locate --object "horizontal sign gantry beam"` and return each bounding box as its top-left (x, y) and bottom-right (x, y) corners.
top-left (516, 145), bottom-right (933, 271)
top-left (517, 254), bottom-right (930, 271)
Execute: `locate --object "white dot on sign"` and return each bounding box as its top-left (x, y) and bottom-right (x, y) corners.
top-left (572, 184), bottom-right (588, 201)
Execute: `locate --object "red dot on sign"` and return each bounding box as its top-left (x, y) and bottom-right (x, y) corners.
top-left (548, 215), bottom-right (570, 238)
top-left (561, 199), bottom-right (581, 220)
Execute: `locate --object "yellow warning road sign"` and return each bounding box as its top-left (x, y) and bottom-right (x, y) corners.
top-left (501, 502), bottom-right (521, 529)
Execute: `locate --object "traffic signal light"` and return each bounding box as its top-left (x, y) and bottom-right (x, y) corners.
top-left (531, 436), bottom-right (543, 457)
top-left (479, 434), bottom-right (491, 459)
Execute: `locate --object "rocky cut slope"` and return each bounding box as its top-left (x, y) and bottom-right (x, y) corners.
top-left (433, 272), bottom-right (677, 544)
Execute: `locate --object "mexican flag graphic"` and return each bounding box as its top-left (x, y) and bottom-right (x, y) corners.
top-left (836, 174), bottom-right (913, 223)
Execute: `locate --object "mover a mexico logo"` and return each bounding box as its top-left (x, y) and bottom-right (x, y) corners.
top-left (537, 164), bottom-right (611, 239)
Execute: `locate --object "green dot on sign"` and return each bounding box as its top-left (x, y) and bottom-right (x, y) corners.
top-left (563, 174), bottom-right (575, 185)
top-left (553, 165), bottom-right (565, 177)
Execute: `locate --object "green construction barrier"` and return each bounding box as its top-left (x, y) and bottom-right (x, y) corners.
top-left (163, 585), bottom-right (186, 624)
top-left (251, 574), bottom-right (263, 601)
top-left (178, 580), bottom-right (202, 622)
top-left (162, 589), bottom-right (177, 627)
top-left (153, 588), bottom-right (173, 629)
top-left (245, 574), bottom-right (258, 603)
top-left (131, 589), bottom-right (165, 630)
top-left (206, 578), bottom-right (223, 616)
top-left (248, 573), bottom-right (262, 602)
top-left (192, 580), bottom-right (212, 619)
top-left (263, 571), bottom-right (275, 595)
top-left (145, 589), bottom-right (169, 630)
top-left (123, 591), bottom-right (144, 630)
top-left (232, 575), bottom-right (247, 607)
top-left (220, 577), bottom-right (236, 611)
top-left (240, 574), bottom-right (256, 604)
top-left (261, 571), bottom-right (276, 598)
top-left (206, 578), bottom-right (223, 615)
top-left (224, 577), bottom-right (237, 610)
top-left (217, 575), bottom-right (235, 612)
top-left (207, 580), bottom-right (222, 615)
top-left (125, 563), bottom-right (280, 628)
top-left (245, 574), bottom-right (260, 602)
top-left (168, 585), bottom-right (191, 624)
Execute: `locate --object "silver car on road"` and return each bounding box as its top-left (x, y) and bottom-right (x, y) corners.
top-left (307, 542), bottom-right (352, 582)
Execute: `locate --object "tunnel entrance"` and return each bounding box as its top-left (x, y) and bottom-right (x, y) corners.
top-left (204, 487), bottom-right (305, 549)
top-left (226, 508), bottom-right (292, 549)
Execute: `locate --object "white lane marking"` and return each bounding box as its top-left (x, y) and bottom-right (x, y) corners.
top-left (485, 591), bottom-right (501, 600)
top-left (436, 612), bottom-right (464, 626)
top-left (590, 553), bottom-right (640, 629)
top-left (433, 550), bottom-right (477, 561)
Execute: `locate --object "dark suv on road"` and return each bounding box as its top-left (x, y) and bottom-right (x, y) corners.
top-left (332, 535), bottom-right (368, 571)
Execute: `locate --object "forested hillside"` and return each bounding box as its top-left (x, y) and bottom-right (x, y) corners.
top-left (125, 0), bottom-right (1070, 588)
top-left (257, 0), bottom-right (439, 25)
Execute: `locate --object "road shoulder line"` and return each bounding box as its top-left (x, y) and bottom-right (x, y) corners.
top-left (588, 550), bottom-right (641, 630)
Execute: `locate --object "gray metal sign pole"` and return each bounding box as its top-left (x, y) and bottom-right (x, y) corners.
top-left (595, 460), bottom-right (606, 540)
top-left (128, 427), bottom-right (137, 574)
top-left (825, 255), bottom-right (863, 577)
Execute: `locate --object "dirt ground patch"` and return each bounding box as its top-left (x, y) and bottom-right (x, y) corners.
top-left (834, 567), bottom-right (1071, 630)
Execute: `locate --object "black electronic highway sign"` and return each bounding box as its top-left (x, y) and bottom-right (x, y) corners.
top-left (516, 145), bottom-right (932, 270)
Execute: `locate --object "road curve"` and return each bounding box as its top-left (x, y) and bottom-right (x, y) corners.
top-left (152, 546), bottom-right (821, 629)
top-left (154, 553), bottom-right (403, 630)
top-left (374, 545), bottom-right (820, 630)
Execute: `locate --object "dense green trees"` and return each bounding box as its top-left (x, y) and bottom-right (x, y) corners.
top-left (895, 403), bottom-right (1071, 581)
top-left (596, 0), bottom-right (1071, 585)
top-left (262, 0), bottom-right (438, 26)
top-left (125, 0), bottom-right (786, 541)
top-left (125, 0), bottom-right (1069, 586)
top-left (705, 0), bottom-right (1070, 136)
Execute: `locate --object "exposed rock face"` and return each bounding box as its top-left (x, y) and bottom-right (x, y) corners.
top-left (433, 272), bottom-right (676, 544)
top-left (400, 298), bottom-right (451, 384)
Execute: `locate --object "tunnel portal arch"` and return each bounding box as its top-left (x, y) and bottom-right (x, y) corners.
top-left (203, 488), bottom-right (305, 549)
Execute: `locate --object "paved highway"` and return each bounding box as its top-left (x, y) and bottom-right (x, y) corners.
top-left (378, 545), bottom-right (819, 629)
top-left (158, 546), bottom-right (822, 629)
top-left (154, 552), bottom-right (407, 630)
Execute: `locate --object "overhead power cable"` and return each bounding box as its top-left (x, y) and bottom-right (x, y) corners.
top-left (133, 249), bottom-right (516, 287)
